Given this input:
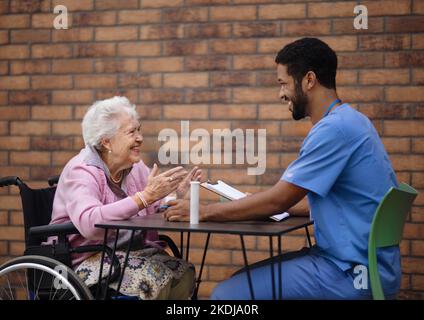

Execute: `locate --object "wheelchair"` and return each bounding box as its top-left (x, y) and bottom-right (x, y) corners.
top-left (0, 175), bottom-right (182, 300)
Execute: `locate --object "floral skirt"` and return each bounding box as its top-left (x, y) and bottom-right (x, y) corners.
top-left (75, 248), bottom-right (194, 300)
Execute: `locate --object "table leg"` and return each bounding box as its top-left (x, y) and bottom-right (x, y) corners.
top-left (278, 235), bottom-right (282, 300)
top-left (269, 236), bottom-right (276, 300)
top-left (192, 232), bottom-right (210, 300)
top-left (116, 230), bottom-right (135, 294)
top-left (240, 235), bottom-right (255, 300)
top-left (186, 232), bottom-right (191, 261)
top-left (103, 229), bottom-right (120, 300)
top-left (95, 228), bottom-right (109, 299)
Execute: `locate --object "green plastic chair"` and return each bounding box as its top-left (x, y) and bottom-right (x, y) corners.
top-left (368, 182), bottom-right (418, 300)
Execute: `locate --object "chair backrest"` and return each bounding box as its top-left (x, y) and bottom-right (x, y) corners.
top-left (368, 182), bottom-right (418, 300)
top-left (18, 183), bottom-right (57, 247)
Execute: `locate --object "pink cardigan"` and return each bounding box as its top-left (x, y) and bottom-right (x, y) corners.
top-left (48, 147), bottom-right (162, 267)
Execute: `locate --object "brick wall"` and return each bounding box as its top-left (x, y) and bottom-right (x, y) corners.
top-left (0, 0), bottom-right (423, 299)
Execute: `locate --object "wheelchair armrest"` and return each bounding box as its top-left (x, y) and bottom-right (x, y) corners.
top-left (0, 176), bottom-right (23, 187)
top-left (29, 222), bottom-right (80, 238)
top-left (159, 234), bottom-right (181, 258)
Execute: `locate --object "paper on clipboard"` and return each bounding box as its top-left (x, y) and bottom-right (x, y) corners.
top-left (200, 180), bottom-right (290, 221)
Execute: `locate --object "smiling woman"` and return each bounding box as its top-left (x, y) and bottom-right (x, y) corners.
top-left (45, 96), bottom-right (200, 300)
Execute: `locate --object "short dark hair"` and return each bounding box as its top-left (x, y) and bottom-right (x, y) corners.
top-left (275, 37), bottom-right (337, 89)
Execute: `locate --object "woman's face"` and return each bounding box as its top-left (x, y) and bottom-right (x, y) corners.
top-left (106, 113), bottom-right (143, 170)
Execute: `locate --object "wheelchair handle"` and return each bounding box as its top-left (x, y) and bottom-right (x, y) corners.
top-left (0, 176), bottom-right (23, 187)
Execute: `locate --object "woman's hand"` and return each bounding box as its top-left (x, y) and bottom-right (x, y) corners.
top-left (175, 166), bottom-right (202, 199)
top-left (142, 164), bottom-right (187, 205)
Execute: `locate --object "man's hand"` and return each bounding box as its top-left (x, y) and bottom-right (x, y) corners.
top-left (163, 199), bottom-right (191, 222)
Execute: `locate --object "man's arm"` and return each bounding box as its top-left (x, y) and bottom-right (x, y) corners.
top-left (286, 197), bottom-right (309, 217)
top-left (165, 180), bottom-right (308, 222)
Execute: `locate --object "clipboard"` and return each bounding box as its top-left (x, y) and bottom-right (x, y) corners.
top-left (200, 180), bottom-right (290, 221)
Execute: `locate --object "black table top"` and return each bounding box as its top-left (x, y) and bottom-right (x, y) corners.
top-left (95, 214), bottom-right (313, 236)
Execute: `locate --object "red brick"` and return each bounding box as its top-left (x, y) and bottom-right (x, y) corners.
top-left (412, 69), bottom-right (424, 84)
top-left (338, 86), bottom-right (383, 102)
top-left (95, 0), bottom-right (138, 10)
top-left (95, 26), bottom-right (138, 41)
top-left (210, 104), bottom-right (257, 119)
top-left (0, 137), bottom-right (30, 150)
top-left (185, 56), bottom-right (229, 71)
top-left (259, 4), bottom-right (306, 19)
top-left (140, 25), bottom-right (184, 40)
top-left (9, 241), bottom-right (25, 256)
top-left (0, 226), bottom-right (24, 240)
top-left (186, 88), bottom-right (230, 104)
top-left (10, 60), bottom-right (50, 75)
top-left (210, 6), bottom-right (256, 21)
top-left (32, 75), bottom-right (72, 89)
top-left (362, 0), bottom-right (410, 16)
top-left (385, 52), bottom-right (424, 68)
top-left (164, 40), bottom-right (208, 56)
top-left (386, 87), bottom-right (424, 102)
top-left (52, 90), bottom-right (93, 104)
top-left (211, 72), bottom-right (254, 87)
top-left (0, 106), bottom-right (30, 120)
top-left (32, 13), bottom-right (73, 28)
top-left (95, 59), bottom-right (138, 73)
top-left (163, 8), bottom-right (208, 23)
top-left (338, 52), bottom-right (384, 69)
top-left (164, 105), bottom-right (209, 120)
top-left (164, 72), bottom-right (208, 88)
top-left (233, 88), bottom-right (277, 103)
top-left (52, 121), bottom-right (82, 135)
top-left (51, 0), bottom-right (93, 11)
top-left (32, 44), bottom-right (72, 58)
top-left (281, 121), bottom-right (312, 137)
top-left (359, 69), bottom-right (410, 85)
top-left (118, 10), bottom-right (161, 24)
top-left (386, 16), bottom-right (424, 33)
top-left (10, 121), bottom-right (50, 135)
top-left (283, 20), bottom-right (330, 36)
top-left (211, 39), bottom-right (256, 54)
top-left (412, 139), bottom-right (424, 153)
top-left (233, 55), bottom-right (275, 70)
top-left (118, 42), bottom-right (161, 57)
top-left (0, 45), bottom-right (30, 59)
top-left (384, 120), bottom-right (424, 136)
top-left (359, 35), bottom-right (410, 51)
top-left (141, 0), bottom-right (183, 8)
top-left (0, 76), bottom-right (30, 90)
top-left (11, 30), bottom-right (50, 43)
top-left (76, 43), bottom-right (116, 57)
top-left (259, 104), bottom-right (292, 120)
top-left (10, 151), bottom-right (50, 166)
top-left (0, 30), bottom-right (7, 45)
top-left (391, 156), bottom-right (424, 171)
top-left (381, 138), bottom-right (410, 153)
top-left (74, 12), bottom-right (117, 26)
top-left (0, 14), bottom-right (30, 28)
top-left (0, 61), bottom-right (7, 75)
top-left (119, 74), bottom-right (161, 88)
top-left (185, 23), bottom-right (231, 38)
top-left (140, 57), bottom-right (184, 72)
top-left (30, 166), bottom-right (63, 180)
top-left (52, 28), bottom-right (94, 42)
top-left (10, 0), bottom-right (44, 13)
top-left (9, 91), bottom-right (50, 105)
top-left (32, 105), bottom-right (72, 120)
top-left (31, 136), bottom-right (73, 150)
top-left (52, 59), bottom-right (94, 74)
top-left (74, 75), bottom-right (117, 89)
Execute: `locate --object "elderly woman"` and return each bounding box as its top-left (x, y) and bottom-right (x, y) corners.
top-left (48, 96), bottom-right (201, 300)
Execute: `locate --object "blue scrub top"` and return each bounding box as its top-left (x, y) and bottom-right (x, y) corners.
top-left (281, 103), bottom-right (400, 290)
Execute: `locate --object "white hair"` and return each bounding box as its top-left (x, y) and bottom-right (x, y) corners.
top-left (82, 96), bottom-right (139, 149)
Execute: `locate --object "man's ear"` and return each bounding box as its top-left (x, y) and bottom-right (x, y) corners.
top-left (303, 71), bottom-right (317, 91)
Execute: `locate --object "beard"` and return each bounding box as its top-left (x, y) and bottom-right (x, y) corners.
top-left (290, 82), bottom-right (309, 121)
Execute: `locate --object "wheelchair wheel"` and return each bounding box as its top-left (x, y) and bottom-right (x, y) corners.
top-left (0, 255), bottom-right (93, 300)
